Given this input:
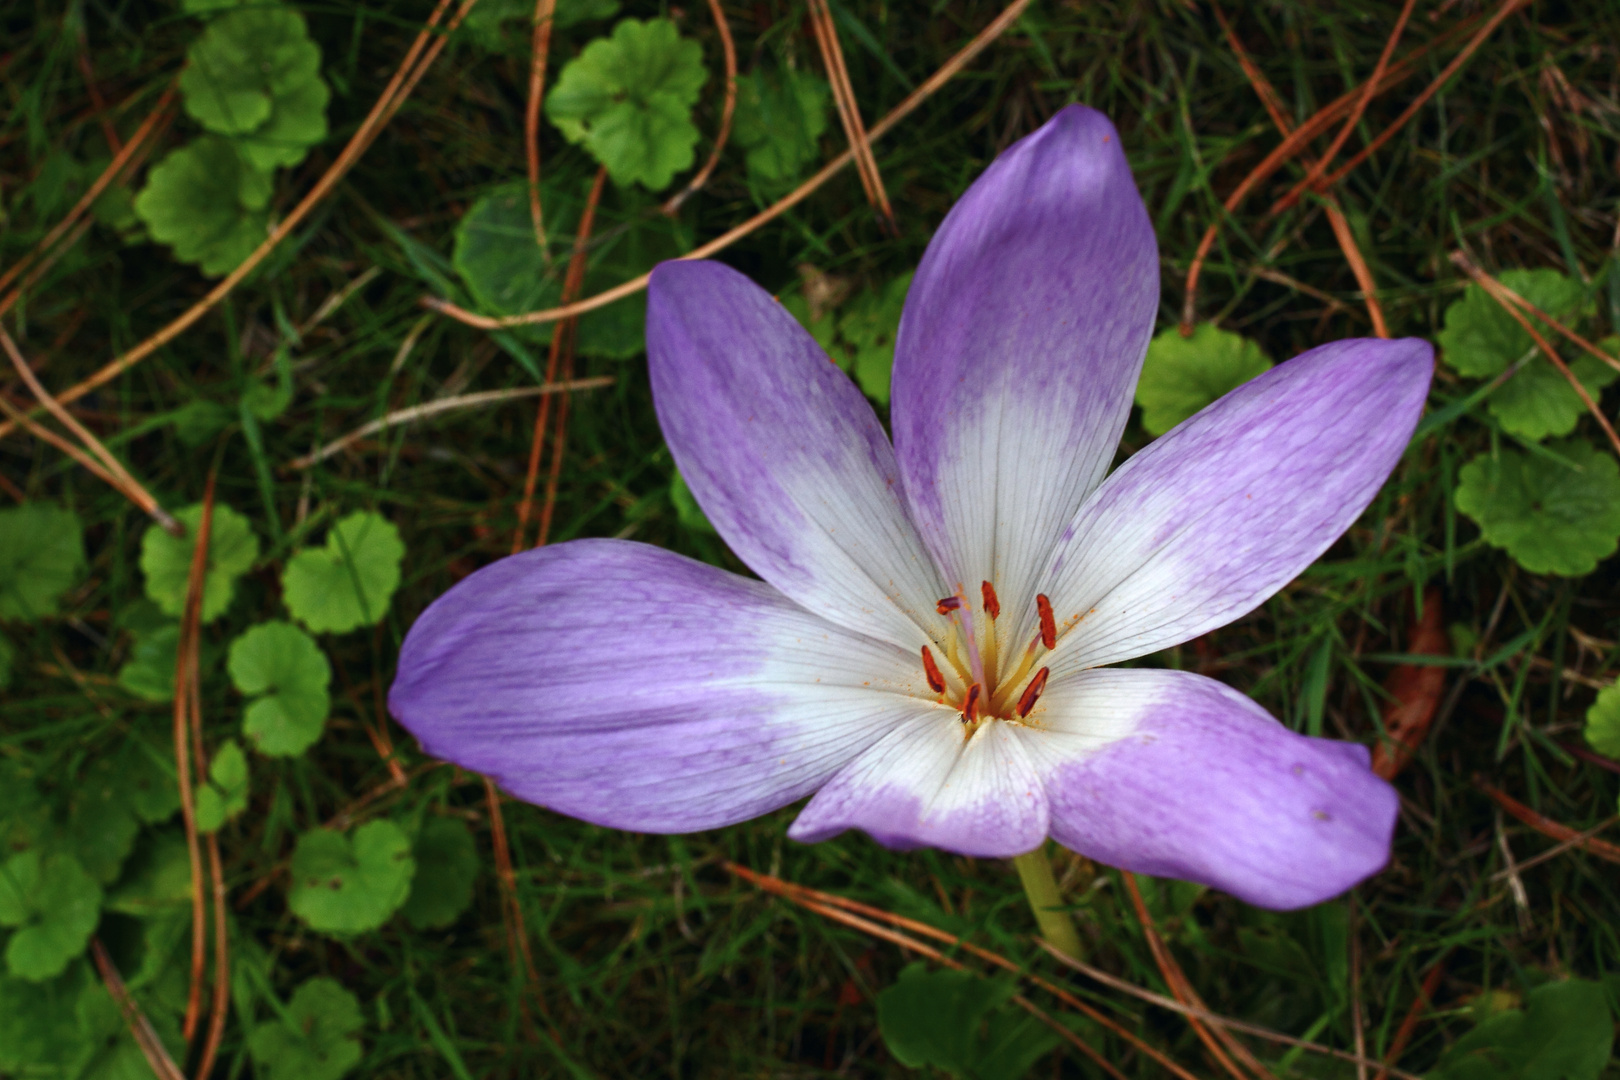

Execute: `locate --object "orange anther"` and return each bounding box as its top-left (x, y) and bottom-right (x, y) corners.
top-left (962, 683), bottom-right (981, 723)
top-left (980, 581), bottom-right (1000, 619)
top-left (921, 646), bottom-right (946, 694)
top-left (1017, 667), bottom-right (1050, 718)
top-left (1036, 594), bottom-right (1056, 650)
top-left (936, 595), bottom-right (962, 615)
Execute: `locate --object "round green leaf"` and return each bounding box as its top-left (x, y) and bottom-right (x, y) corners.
top-left (400, 817), bottom-right (479, 930)
top-left (1455, 440), bottom-right (1620, 576)
top-left (1484, 338), bottom-right (1619, 441)
top-left (0, 850), bottom-right (103, 982)
top-left (139, 502), bottom-right (259, 624)
top-left (67, 757), bottom-right (141, 884)
top-left (281, 511), bottom-right (404, 634)
top-left (1135, 324), bottom-right (1273, 436)
top-left (1585, 683), bottom-right (1620, 759)
top-left (288, 821), bottom-right (415, 934)
top-left (0, 965), bottom-right (92, 1074)
top-left (1438, 268), bottom-right (1588, 380)
top-left (116, 623), bottom-right (179, 702)
top-left (732, 68), bottom-right (830, 189)
top-left (452, 180), bottom-right (679, 357)
top-left (837, 273), bottom-right (913, 406)
top-left (228, 622), bottom-right (331, 757)
top-left (0, 503), bottom-right (85, 622)
top-left (180, 6), bottom-right (329, 169)
top-left (133, 136), bottom-right (271, 277)
top-left (545, 18), bottom-right (707, 190)
top-left (195, 739), bottom-right (249, 833)
top-left (247, 977), bottom-right (364, 1080)
top-left (106, 832), bottom-right (192, 916)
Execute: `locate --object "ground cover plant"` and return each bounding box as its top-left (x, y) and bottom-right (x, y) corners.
top-left (0, 0), bottom-right (1618, 1077)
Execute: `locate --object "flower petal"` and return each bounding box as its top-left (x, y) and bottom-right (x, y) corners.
top-left (389, 539), bottom-right (926, 834)
top-left (1042, 337), bottom-right (1433, 673)
top-left (1020, 668), bottom-right (1396, 909)
top-left (789, 715), bottom-right (1048, 857)
top-left (890, 104), bottom-right (1158, 652)
top-left (648, 260), bottom-right (946, 649)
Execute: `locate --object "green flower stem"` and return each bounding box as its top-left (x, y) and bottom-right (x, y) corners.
top-left (1012, 845), bottom-right (1081, 960)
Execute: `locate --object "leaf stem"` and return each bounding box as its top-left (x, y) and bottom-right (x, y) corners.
top-left (1012, 846), bottom-right (1081, 961)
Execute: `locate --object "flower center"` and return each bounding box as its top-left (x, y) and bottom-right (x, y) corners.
top-left (920, 581), bottom-right (1053, 732)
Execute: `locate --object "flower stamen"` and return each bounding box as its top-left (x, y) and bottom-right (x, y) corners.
top-left (962, 683), bottom-right (982, 724)
top-left (1016, 667), bottom-right (1050, 718)
top-left (937, 589), bottom-right (987, 690)
top-left (921, 646), bottom-right (947, 694)
top-left (980, 581), bottom-right (1000, 619)
top-left (1036, 593), bottom-right (1057, 650)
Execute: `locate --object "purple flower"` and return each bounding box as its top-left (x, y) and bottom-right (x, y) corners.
top-left (390, 105), bottom-right (1432, 910)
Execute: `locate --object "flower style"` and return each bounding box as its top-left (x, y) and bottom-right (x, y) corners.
top-left (389, 105), bottom-right (1433, 910)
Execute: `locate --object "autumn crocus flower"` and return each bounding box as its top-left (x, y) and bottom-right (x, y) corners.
top-left (390, 105), bottom-right (1432, 910)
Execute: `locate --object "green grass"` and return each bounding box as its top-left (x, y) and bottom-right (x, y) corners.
top-left (2, 0), bottom-right (1619, 1076)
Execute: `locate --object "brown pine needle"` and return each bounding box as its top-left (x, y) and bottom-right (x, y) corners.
top-left (662, 0), bottom-right (738, 215)
top-left (175, 472), bottom-right (216, 1044)
top-left (1322, 198), bottom-right (1389, 337)
top-left (425, 0), bottom-right (1033, 332)
top-left (808, 0), bottom-right (895, 231)
top-left (1478, 778), bottom-right (1620, 864)
top-left (0, 326), bottom-right (181, 533)
top-left (526, 0), bottom-right (559, 253)
top-left (286, 377), bottom-right (612, 470)
top-left (90, 939), bottom-right (186, 1080)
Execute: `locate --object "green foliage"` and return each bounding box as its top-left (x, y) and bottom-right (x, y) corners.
top-left (732, 67), bottom-right (830, 189)
top-left (133, 136), bottom-right (271, 276)
top-left (181, 6), bottom-right (329, 170)
top-left (281, 511), bottom-right (405, 634)
top-left (1430, 979), bottom-right (1612, 1080)
top-left (1585, 683), bottom-right (1620, 759)
top-left (546, 18), bottom-right (707, 190)
top-left (140, 502), bottom-right (260, 623)
top-left (229, 621), bottom-right (332, 757)
top-left (116, 622), bottom-right (180, 701)
top-left (1436, 270), bottom-right (1606, 440)
top-left (876, 963), bottom-right (1061, 1080)
top-left (0, 849), bottom-right (103, 981)
top-left (0, 503), bottom-right (85, 621)
top-left (67, 756), bottom-right (145, 883)
top-left (288, 821), bottom-right (416, 934)
top-left (0, 636), bottom-right (12, 690)
top-left (247, 977), bottom-right (365, 1080)
top-left (463, 0), bottom-right (620, 49)
top-left (106, 832), bottom-right (192, 916)
top-left (452, 180), bottom-right (681, 357)
top-left (669, 468), bottom-right (715, 534)
top-left (1454, 441), bottom-right (1620, 576)
top-left (837, 273), bottom-right (913, 405)
top-left (400, 817), bottom-right (479, 930)
top-left (1135, 324), bottom-right (1273, 436)
top-left (196, 739), bottom-right (250, 832)
top-left (0, 966), bottom-right (87, 1074)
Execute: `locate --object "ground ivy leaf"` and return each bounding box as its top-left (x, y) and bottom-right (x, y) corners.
top-left (281, 511), bottom-right (405, 634)
top-left (836, 272), bottom-right (912, 405)
top-left (228, 621), bottom-right (331, 757)
top-left (1585, 683), bottom-right (1620, 759)
top-left (1430, 979), bottom-right (1611, 1080)
top-left (400, 817), bottom-right (479, 930)
top-left (195, 739), bottom-right (249, 833)
top-left (1135, 324), bottom-right (1272, 436)
top-left (133, 136), bottom-right (271, 277)
top-left (288, 821), bottom-right (416, 934)
top-left (116, 622), bottom-right (179, 701)
top-left (139, 502), bottom-right (259, 624)
top-left (545, 18), bottom-right (707, 190)
top-left (452, 180), bottom-right (679, 357)
top-left (106, 832), bottom-right (192, 916)
top-left (732, 67), bottom-right (830, 189)
top-left (1438, 268), bottom-right (1588, 380)
top-left (248, 977), bottom-right (364, 1080)
top-left (181, 6), bottom-right (329, 169)
top-left (0, 503), bottom-right (85, 622)
top-left (0, 850), bottom-right (104, 981)
top-left (0, 965), bottom-right (92, 1074)
top-left (876, 963), bottom-right (1060, 1080)
top-left (67, 756), bottom-right (142, 884)
top-left (1485, 341), bottom-right (1619, 441)
top-left (1454, 440), bottom-right (1620, 576)
top-left (669, 468), bottom-right (716, 534)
